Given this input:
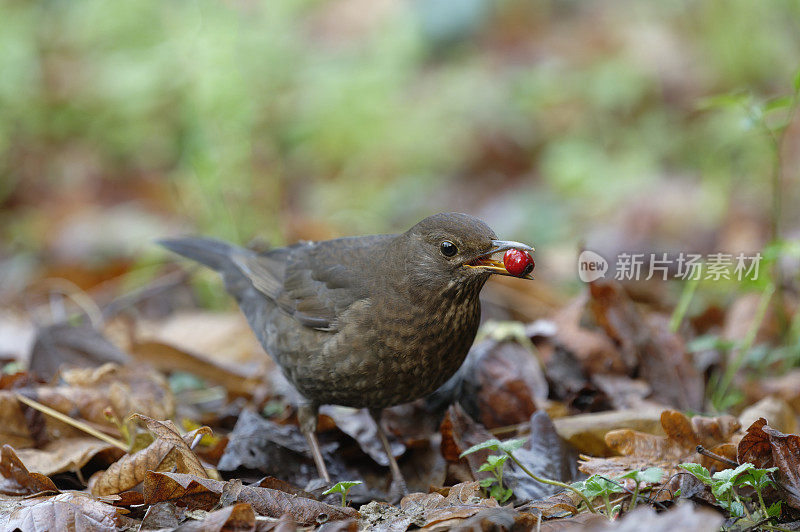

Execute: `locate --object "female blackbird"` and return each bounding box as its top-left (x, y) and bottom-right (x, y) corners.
top-left (161, 212), bottom-right (534, 492)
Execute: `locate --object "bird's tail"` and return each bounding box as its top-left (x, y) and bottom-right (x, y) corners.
top-left (159, 237), bottom-right (241, 273)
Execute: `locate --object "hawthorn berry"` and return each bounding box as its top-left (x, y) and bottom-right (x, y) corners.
top-left (503, 249), bottom-right (534, 277)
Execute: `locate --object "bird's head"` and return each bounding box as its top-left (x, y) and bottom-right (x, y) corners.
top-left (398, 212), bottom-right (534, 295)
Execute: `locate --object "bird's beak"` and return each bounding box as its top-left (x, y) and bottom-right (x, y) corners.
top-left (463, 239), bottom-right (535, 280)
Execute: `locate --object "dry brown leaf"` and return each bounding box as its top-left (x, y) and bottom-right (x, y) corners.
top-left (374, 481), bottom-right (498, 531)
top-left (439, 403), bottom-right (495, 483)
top-left (553, 502), bottom-right (723, 532)
top-left (588, 280), bottom-right (704, 410)
top-left (737, 420), bottom-right (800, 508)
top-left (0, 491), bottom-right (121, 531)
top-left (552, 408), bottom-right (665, 457)
top-left (551, 295), bottom-right (632, 375)
top-left (142, 472), bottom-right (358, 526)
top-left (0, 363), bottom-right (173, 448)
top-left (739, 396), bottom-right (798, 435)
top-left (176, 502), bottom-right (256, 532)
top-left (462, 339), bottom-right (547, 429)
top-left (28, 323), bottom-right (131, 381)
top-left (0, 445), bottom-right (58, 496)
top-left (580, 409), bottom-right (740, 478)
top-left (118, 311), bottom-right (271, 397)
top-left (14, 437), bottom-right (123, 477)
top-left (744, 369), bottom-right (800, 414)
top-left (737, 418), bottom-right (772, 468)
top-left (88, 418), bottom-right (210, 496)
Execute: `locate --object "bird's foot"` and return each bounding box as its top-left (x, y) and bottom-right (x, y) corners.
top-left (387, 474), bottom-right (409, 504)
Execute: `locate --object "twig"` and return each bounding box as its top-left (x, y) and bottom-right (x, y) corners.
top-left (15, 393), bottom-right (127, 451)
top-left (506, 451), bottom-right (598, 514)
top-left (695, 445), bottom-right (739, 468)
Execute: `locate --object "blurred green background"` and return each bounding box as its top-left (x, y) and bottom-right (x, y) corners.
top-left (1, 0), bottom-right (799, 297)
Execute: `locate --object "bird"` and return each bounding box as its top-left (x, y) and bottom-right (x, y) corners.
top-left (160, 212), bottom-right (534, 494)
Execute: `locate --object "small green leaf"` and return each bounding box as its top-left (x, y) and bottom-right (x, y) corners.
top-left (498, 438), bottom-right (527, 453)
top-left (679, 463), bottom-right (712, 485)
top-left (581, 475), bottom-right (624, 498)
top-left (763, 95), bottom-right (793, 113)
top-left (322, 481), bottom-right (362, 496)
top-left (767, 501), bottom-right (782, 517)
top-left (460, 439), bottom-right (502, 458)
top-left (674, 488), bottom-right (682, 498)
top-left (479, 478), bottom-right (495, 488)
top-left (713, 463), bottom-right (754, 484)
top-left (478, 463), bottom-right (495, 473)
top-left (697, 92), bottom-right (749, 111)
top-left (618, 467), bottom-right (663, 484)
top-left (730, 500), bottom-right (746, 518)
top-left (487, 454), bottom-right (507, 468)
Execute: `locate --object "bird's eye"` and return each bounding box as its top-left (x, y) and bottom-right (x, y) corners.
top-left (440, 241), bottom-right (458, 257)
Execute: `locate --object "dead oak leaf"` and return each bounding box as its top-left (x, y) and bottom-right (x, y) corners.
top-left (176, 502), bottom-right (256, 532)
top-left (0, 445), bottom-right (58, 496)
top-left (581, 410), bottom-right (739, 478)
top-left (0, 491), bottom-right (121, 532)
top-left (14, 437), bottom-right (123, 478)
top-left (143, 471), bottom-right (358, 526)
top-left (736, 418), bottom-right (800, 508)
top-left (88, 417), bottom-right (210, 496)
top-left (1, 364), bottom-right (174, 448)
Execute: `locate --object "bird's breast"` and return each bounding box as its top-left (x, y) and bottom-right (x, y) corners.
top-left (288, 282), bottom-right (484, 408)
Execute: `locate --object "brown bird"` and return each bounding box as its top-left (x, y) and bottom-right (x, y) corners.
top-left (161, 212), bottom-right (534, 492)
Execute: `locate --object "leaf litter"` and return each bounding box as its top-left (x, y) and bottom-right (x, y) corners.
top-left (1, 244), bottom-right (800, 530)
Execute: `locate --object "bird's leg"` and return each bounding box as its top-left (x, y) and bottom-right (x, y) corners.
top-left (297, 403), bottom-right (330, 483)
top-left (369, 408), bottom-right (408, 498)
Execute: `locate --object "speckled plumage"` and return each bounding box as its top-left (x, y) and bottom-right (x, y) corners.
top-left (161, 212), bottom-right (533, 488)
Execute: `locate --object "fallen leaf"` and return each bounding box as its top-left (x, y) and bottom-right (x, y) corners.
top-left (140, 500), bottom-right (183, 529)
top-left (28, 323), bottom-right (131, 381)
top-left (88, 417), bottom-right (210, 496)
top-left (556, 502), bottom-right (723, 531)
top-left (738, 421), bottom-right (800, 509)
top-left (142, 472), bottom-right (357, 526)
top-left (176, 502), bottom-right (256, 531)
top-left (0, 363), bottom-right (174, 448)
top-left (14, 437), bottom-right (123, 477)
top-left (739, 396), bottom-right (798, 435)
top-left (456, 338), bottom-right (548, 429)
top-left (217, 408), bottom-right (318, 486)
top-left (552, 408), bottom-right (665, 457)
top-left (580, 410), bottom-right (739, 478)
top-left (737, 418), bottom-right (772, 468)
top-left (588, 280), bottom-right (704, 410)
top-left (322, 406), bottom-right (404, 467)
top-left (0, 445), bottom-right (58, 496)
top-left (504, 411), bottom-right (579, 501)
top-left (439, 404), bottom-right (495, 483)
top-left (0, 491), bottom-right (121, 532)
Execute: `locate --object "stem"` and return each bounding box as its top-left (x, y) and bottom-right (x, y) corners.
top-left (15, 393), bottom-right (127, 450)
top-left (756, 487), bottom-right (768, 517)
top-left (602, 493), bottom-right (612, 516)
top-left (670, 276), bottom-right (699, 333)
top-left (715, 282), bottom-right (775, 408)
top-left (506, 452), bottom-right (598, 514)
top-left (630, 482), bottom-right (640, 511)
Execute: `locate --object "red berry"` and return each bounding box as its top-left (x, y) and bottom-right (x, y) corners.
top-left (503, 249), bottom-right (535, 277)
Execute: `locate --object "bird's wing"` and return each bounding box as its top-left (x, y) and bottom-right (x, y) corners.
top-left (232, 235), bottom-right (393, 331)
